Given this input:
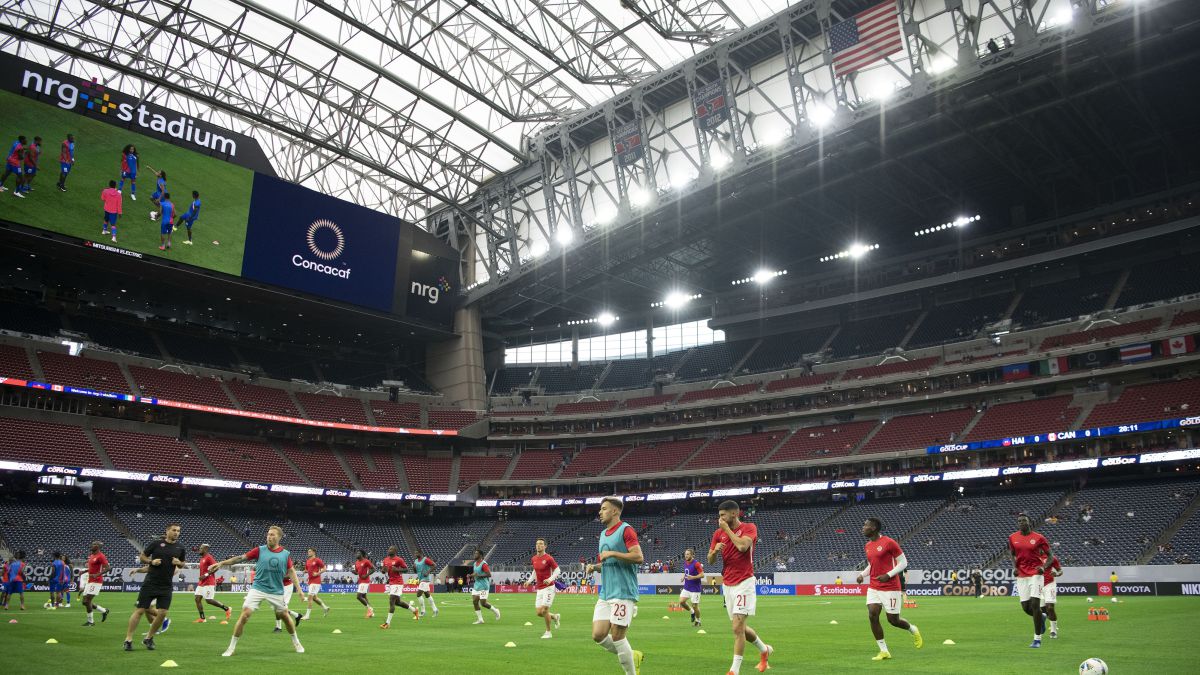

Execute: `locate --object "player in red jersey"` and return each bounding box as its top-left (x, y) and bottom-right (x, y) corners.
top-left (81, 540), bottom-right (110, 626)
top-left (1041, 555), bottom-right (1063, 639)
top-left (856, 518), bottom-right (923, 661)
top-left (1009, 514), bottom-right (1052, 648)
top-left (523, 538), bottom-right (562, 639)
top-left (193, 544), bottom-right (232, 623)
top-left (302, 548), bottom-right (330, 619)
top-left (379, 545), bottom-right (419, 628)
top-left (708, 500), bottom-right (773, 675)
top-left (354, 550), bottom-right (376, 618)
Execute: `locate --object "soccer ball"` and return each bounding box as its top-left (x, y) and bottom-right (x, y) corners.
top-left (1079, 658), bottom-right (1108, 674)
top-left (42, 601), bottom-right (53, 609)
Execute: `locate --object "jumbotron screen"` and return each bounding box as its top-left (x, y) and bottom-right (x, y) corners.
top-left (0, 52), bottom-right (458, 325)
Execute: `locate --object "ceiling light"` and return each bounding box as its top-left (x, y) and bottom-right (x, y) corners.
top-left (555, 228), bottom-right (574, 246)
top-left (928, 56), bottom-right (955, 74)
top-left (653, 291), bottom-right (702, 309)
top-left (820, 243), bottom-right (880, 262)
top-left (628, 186), bottom-right (650, 206)
top-left (595, 206), bottom-right (617, 225)
top-left (808, 104), bottom-right (834, 128)
top-left (596, 312), bottom-right (616, 327)
top-left (530, 241), bottom-right (549, 258)
top-left (710, 151), bottom-right (732, 170)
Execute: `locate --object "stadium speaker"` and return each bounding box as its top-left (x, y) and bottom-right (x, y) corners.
top-left (389, 386), bottom-right (399, 402)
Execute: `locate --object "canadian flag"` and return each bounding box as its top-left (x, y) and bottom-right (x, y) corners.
top-left (1163, 335), bottom-right (1196, 355)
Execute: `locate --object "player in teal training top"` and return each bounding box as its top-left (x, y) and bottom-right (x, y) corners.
top-left (211, 525), bottom-right (305, 656)
top-left (587, 496), bottom-right (645, 675)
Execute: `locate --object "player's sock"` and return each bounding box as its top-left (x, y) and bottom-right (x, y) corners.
top-left (907, 623), bottom-right (919, 635)
top-left (386, 612), bottom-right (393, 625)
top-left (276, 619), bottom-right (282, 629)
top-left (753, 637), bottom-right (768, 652)
top-left (1034, 633), bottom-right (1041, 642)
top-left (613, 638), bottom-right (636, 675)
top-left (876, 639), bottom-right (888, 652)
top-left (598, 635), bottom-right (618, 654)
top-left (95, 604), bottom-right (106, 613)
top-left (491, 605), bottom-right (501, 618)
top-left (475, 610), bottom-right (483, 622)
top-left (418, 597), bottom-right (425, 613)
top-left (291, 632), bottom-right (301, 646)
top-left (226, 636), bottom-right (239, 652)
top-left (87, 611), bottom-right (93, 622)
top-left (730, 654), bottom-right (744, 674)
top-left (428, 597), bottom-right (437, 611)
top-left (1050, 620), bottom-right (1058, 631)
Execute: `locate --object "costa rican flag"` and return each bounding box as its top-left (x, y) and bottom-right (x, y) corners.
top-left (1119, 343), bottom-right (1152, 362)
top-left (829, 1), bottom-right (904, 78)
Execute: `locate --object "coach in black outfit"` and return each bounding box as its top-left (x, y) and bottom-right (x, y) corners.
top-left (123, 523), bottom-right (186, 651)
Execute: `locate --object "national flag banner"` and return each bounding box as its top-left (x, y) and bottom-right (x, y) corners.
top-left (1045, 356), bottom-right (1069, 375)
top-left (1163, 335), bottom-right (1196, 355)
top-left (1002, 363), bottom-right (1031, 381)
top-left (612, 119), bottom-right (644, 167)
top-left (693, 80), bottom-right (730, 132)
top-left (829, 1), bottom-right (904, 78)
top-left (1119, 343), bottom-right (1152, 362)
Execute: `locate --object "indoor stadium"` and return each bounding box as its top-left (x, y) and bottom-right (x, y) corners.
top-left (1, 1), bottom-right (1198, 673)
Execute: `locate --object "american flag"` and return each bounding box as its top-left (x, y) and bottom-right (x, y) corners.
top-left (829, 1), bottom-right (903, 78)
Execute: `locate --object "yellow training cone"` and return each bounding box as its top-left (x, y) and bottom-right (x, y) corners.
top-left (45, 639), bottom-right (58, 644)
top-left (697, 629), bottom-right (707, 634)
top-left (662, 615), bottom-right (670, 620)
top-left (331, 629), bottom-right (343, 634)
top-left (829, 620), bottom-right (838, 625)
top-left (524, 621), bottom-right (533, 626)
top-left (161, 660), bottom-right (179, 668)
top-left (505, 641), bottom-right (517, 647)
top-left (943, 639), bottom-right (956, 645)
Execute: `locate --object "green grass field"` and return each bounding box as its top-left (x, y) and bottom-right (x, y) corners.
top-left (0, 592), bottom-right (1190, 673)
top-left (0, 89), bottom-right (254, 276)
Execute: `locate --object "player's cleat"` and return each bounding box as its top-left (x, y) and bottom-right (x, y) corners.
top-left (1029, 639), bottom-right (1041, 649)
top-left (323, 606), bottom-right (330, 618)
top-left (1050, 629), bottom-right (1058, 639)
top-left (541, 631), bottom-right (553, 639)
top-left (131, 194), bottom-right (136, 201)
top-left (365, 608), bottom-right (375, 619)
top-left (184, 240), bottom-right (193, 245)
top-left (472, 619), bottom-right (485, 625)
top-left (193, 618), bottom-right (206, 623)
top-left (64, 604), bottom-right (70, 608)
top-left (142, 638), bottom-right (156, 651)
top-left (149, 212), bottom-right (157, 220)
top-left (913, 629), bottom-right (924, 649)
top-left (123, 640), bottom-right (133, 652)
top-left (111, 236), bottom-right (117, 242)
top-left (757, 644), bottom-right (773, 672)
top-left (871, 651), bottom-right (892, 661)
top-left (412, 610), bottom-right (420, 621)
top-left (432, 608), bottom-right (438, 618)
top-left (222, 649), bottom-right (235, 657)
top-left (0, 186), bottom-right (7, 192)
top-left (102, 228), bottom-right (109, 234)
top-left (82, 621), bottom-right (94, 626)
top-left (294, 643), bottom-right (305, 654)
top-left (13, 191), bottom-right (25, 198)
top-left (159, 617), bottom-right (171, 634)
top-left (158, 246), bottom-right (165, 251)
top-left (273, 627), bottom-right (283, 633)
top-left (225, 607), bottom-right (232, 621)
top-left (58, 185), bottom-right (66, 192)
top-left (633, 649), bottom-right (644, 675)
top-left (102, 609), bottom-right (110, 622)
top-left (379, 623), bottom-right (390, 629)
top-left (553, 613), bottom-right (561, 629)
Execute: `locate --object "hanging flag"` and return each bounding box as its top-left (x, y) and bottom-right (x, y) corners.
top-left (1002, 363), bottom-right (1031, 381)
top-left (1163, 335), bottom-right (1196, 355)
top-left (612, 119), bottom-right (644, 167)
top-left (1119, 343), bottom-right (1152, 362)
top-left (693, 80), bottom-right (730, 132)
top-left (829, 1), bottom-right (904, 78)
top-left (1044, 356), bottom-right (1070, 375)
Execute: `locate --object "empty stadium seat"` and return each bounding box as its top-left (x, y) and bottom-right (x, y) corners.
top-left (128, 365), bottom-right (234, 408)
top-left (682, 431), bottom-right (783, 470)
top-left (0, 344), bottom-right (35, 380)
top-left (562, 445), bottom-right (630, 478)
top-left (508, 449), bottom-right (564, 480)
top-left (94, 428), bottom-right (213, 477)
top-left (1083, 378), bottom-right (1200, 427)
top-left (965, 396), bottom-right (1079, 442)
top-left (226, 379), bottom-right (302, 417)
top-left (37, 351), bottom-right (128, 392)
top-left (457, 454), bottom-right (512, 490)
top-left (346, 449), bottom-right (405, 491)
top-left (860, 408), bottom-right (977, 454)
top-left (0, 414), bottom-right (102, 467)
top-left (401, 455), bottom-right (452, 493)
top-left (606, 439), bottom-right (704, 476)
top-left (192, 435), bottom-right (305, 485)
top-left (296, 392), bottom-right (369, 424)
top-left (768, 421), bottom-right (878, 463)
top-left (370, 401), bottom-right (422, 427)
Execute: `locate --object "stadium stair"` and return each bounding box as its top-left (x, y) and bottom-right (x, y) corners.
top-left (211, 514), bottom-right (254, 550)
top-left (81, 424), bottom-right (116, 469)
top-left (447, 455), bottom-right (461, 493)
top-left (755, 429), bottom-right (799, 465)
top-left (1068, 390), bottom-right (1110, 428)
top-left (956, 408), bottom-right (989, 441)
top-left (184, 438), bottom-right (223, 478)
top-left (400, 521), bottom-right (421, 556)
top-left (391, 453), bottom-right (411, 492)
top-left (500, 453), bottom-right (521, 480)
top-left (149, 331), bottom-right (171, 363)
top-left (218, 380), bottom-right (243, 410)
top-left (593, 360), bottom-right (617, 390)
top-left (117, 361), bottom-right (141, 397)
top-left (99, 504), bottom-right (144, 555)
top-left (766, 502), bottom-right (853, 564)
top-left (678, 437), bottom-right (716, 471)
top-left (270, 442), bottom-right (314, 486)
top-left (1140, 490), bottom-right (1200, 564)
top-left (288, 390), bottom-right (309, 419)
top-left (333, 449), bottom-right (364, 490)
top-left (847, 422), bottom-right (885, 456)
top-left (362, 401), bottom-right (379, 426)
top-left (1105, 268), bottom-right (1131, 310)
top-left (25, 344), bottom-right (45, 381)
top-left (894, 498), bottom-right (954, 548)
top-left (897, 310), bottom-right (929, 349)
top-left (729, 338), bottom-right (761, 376)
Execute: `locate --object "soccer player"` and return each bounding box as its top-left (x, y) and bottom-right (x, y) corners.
top-left (148, 168), bottom-right (167, 219)
top-left (123, 523), bottom-right (186, 652)
top-left (275, 573), bottom-right (305, 632)
top-left (5, 550), bottom-right (26, 610)
top-left (1042, 555), bottom-right (1063, 638)
top-left (855, 517), bottom-right (922, 662)
top-left (157, 192), bottom-right (175, 250)
top-left (971, 569), bottom-right (984, 598)
top-left (709, 500), bottom-right (773, 674)
top-left (62, 555), bottom-right (73, 607)
top-left (19, 136), bottom-right (41, 194)
top-left (523, 538), bottom-right (562, 638)
top-left (412, 548), bottom-right (437, 617)
top-left (354, 549), bottom-right (376, 618)
top-left (56, 134), bottom-right (74, 191)
top-left (586, 496), bottom-right (644, 675)
top-left (48, 551), bottom-right (66, 609)
top-left (302, 548), bottom-right (330, 619)
top-left (380, 545), bottom-right (419, 628)
top-left (1009, 513), bottom-right (1052, 648)
top-left (470, 548), bottom-right (501, 624)
top-left (194, 544), bottom-right (232, 623)
top-left (101, 180), bottom-right (122, 242)
top-left (0, 136), bottom-right (25, 197)
top-left (211, 525), bottom-right (305, 656)
top-left (117, 144), bottom-right (138, 199)
top-left (81, 540), bottom-right (110, 626)
top-left (178, 190), bottom-right (201, 244)
top-left (679, 548), bottom-right (704, 627)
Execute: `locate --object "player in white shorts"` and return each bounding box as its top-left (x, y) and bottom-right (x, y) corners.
top-left (523, 538), bottom-right (562, 638)
top-left (273, 576), bottom-right (304, 632)
top-left (211, 525), bottom-right (304, 656)
top-left (302, 548), bottom-right (330, 619)
top-left (81, 540), bottom-right (110, 626)
top-left (1041, 556), bottom-right (1062, 638)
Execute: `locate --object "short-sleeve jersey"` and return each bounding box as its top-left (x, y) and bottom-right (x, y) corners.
top-left (864, 535), bottom-right (904, 591)
top-left (711, 522), bottom-right (758, 586)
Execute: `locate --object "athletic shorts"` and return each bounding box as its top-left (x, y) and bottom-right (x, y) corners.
top-left (23, 167), bottom-right (36, 176)
top-left (160, 221), bottom-right (172, 235)
top-left (471, 588), bottom-right (490, 601)
top-left (104, 212), bottom-right (118, 226)
top-left (7, 581), bottom-right (24, 594)
top-left (723, 577), bottom-right (757, 619)
top-left (593, 598), bottom-right (635, 627)
top-left (357, 583), bottom-right (370, 594)
top-left (3, 164), bottom-right (19, 177)
top-left (60, 162), bottom-right (71, 174)
top-left (306, 584), bottom-right (322, 595)
top-left (417, 581), bottom-right (431, 593)
top-left (535, 586), bottom-right (556, 608)
top-left (866, 588), bottom-right (903, 615)
top-left (1041, 581), bottom-right (1057, 605)
top-left (194, 585), bottom-right (216, 600)
top-left (242, 588), bottom-right (287, 612)
top-left (283, 585), bottom-right (294, 604)
top-left (679, 590), bottom-right (701, 604)
top-left (83, 582), bottom-right (103, 596)
top-left (151, 190), bottom-right (162, 200)
top-left (180, 211), bottom-right (196, 225)
top-left (122, 170), bottom-right (136, 180)
top-left (49, 582), bottom-right (61, 593)
top-left (1015, 575), bottom-right (1045, 602)
top-left (386, 584), bottom-right (405, 597)
top-left (137, 586), bottom-right (173, 610)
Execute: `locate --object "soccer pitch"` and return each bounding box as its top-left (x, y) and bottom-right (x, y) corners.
top-left (2, 593), bottom-right (1192, 673)
top-left (0, 89), bottom-right (254, 277)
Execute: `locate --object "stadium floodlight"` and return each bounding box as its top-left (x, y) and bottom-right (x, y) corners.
top-left (753, 269), bottom-right (774, 284)
top-left (820, 243), bottom-right (880, 262)
top-left (761, 128), bottom-right (790, 147)
top-left (595, 206), bottom-right (617, 225)
top-left (731, 269), bottom-right (787, 286)
top-left (929, 56), bottom-right (956, 74)
top-left (808, 104), bottom-right (834, 128)
top-left (629, 185), bottom-right (651, 207)
top-left (848, 242), bottom-right (872, 259)
top-left (596, 312), bottom-right (617, 327)
top-left (531, 240), bottom-right (550, 258)
top-left (555, 228), bottom-right (574, 246)
top-left (671, 171), bottom-right (697, 190)
top-left (913, 214), bottom-right (981, 237)
top-left (710, 151), bottom-right (732, 170)
top-left (653, 291), bottom-right (701, 309)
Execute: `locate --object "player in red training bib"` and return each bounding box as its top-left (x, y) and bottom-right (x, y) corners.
top-left (303, 548), bottom-right (330, 619)
top-left (523, 538), bottom-right (562, 639)
top-left (354, 550), bottom-right (376, 618)
top-left (1041, 555), bottom-right (1063, 639)
top-left (1008, 514), bottom-right (1052, 648)
top-left (856, 518), bottom-right (923, 661)
top-left (708, 500), bottom-right (773, 674)
top-left (379, 545), bottom-right (419, 628)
